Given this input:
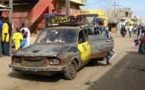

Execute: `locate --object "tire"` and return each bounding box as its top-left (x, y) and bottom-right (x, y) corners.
top-left (64, 60), bottom-right (77, 80)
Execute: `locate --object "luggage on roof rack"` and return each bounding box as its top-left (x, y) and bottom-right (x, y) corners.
top-left (44, 14), bottom-right (89, 27)
top-left (58, 15), bottom-right (87, 26)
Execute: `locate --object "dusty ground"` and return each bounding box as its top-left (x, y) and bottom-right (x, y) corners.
top-left (0, 32), bottom-right (143, 90)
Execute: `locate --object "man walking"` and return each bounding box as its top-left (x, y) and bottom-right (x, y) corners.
top-left (128, 24), bottom-right (133, 38)
top-left (120, 25), bottom-right (126, 37)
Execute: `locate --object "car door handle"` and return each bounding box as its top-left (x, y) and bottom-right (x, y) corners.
top-left (107, 40), bottom-right (112, 42)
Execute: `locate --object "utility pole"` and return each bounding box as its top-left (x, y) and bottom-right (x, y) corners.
top-left (9, 0), bottom-right (13, 52)
top-left (114, 0), bottom-right (116, 20)
top-left (9, 0), bottom-right (13, 23)
top-left (66, 0), bottom-right (70, 16)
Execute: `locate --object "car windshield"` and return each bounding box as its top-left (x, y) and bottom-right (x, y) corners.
top-left (36, 29), bottom-right (78, 44)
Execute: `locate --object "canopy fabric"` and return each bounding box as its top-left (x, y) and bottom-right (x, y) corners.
top-left (0, 4), bottom-right (10, 11)
top-left (0, 4), bottom-right (8, 8)
top-left (98, 15), bottom-right (109, 20)
top-left (129, 20), bottom-right (134, 25)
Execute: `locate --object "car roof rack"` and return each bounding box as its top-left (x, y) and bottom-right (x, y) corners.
top-left (44, 13), bottom-right (91, 28)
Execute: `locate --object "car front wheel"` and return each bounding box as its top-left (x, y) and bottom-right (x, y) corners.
top-left (64, 60), bottom-right (77, 80)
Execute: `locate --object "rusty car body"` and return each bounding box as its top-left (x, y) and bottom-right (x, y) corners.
top-left (10, 26), bottom-right (114, 80)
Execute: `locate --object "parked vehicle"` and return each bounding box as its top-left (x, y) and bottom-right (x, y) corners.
top-left (10, 25), bottom-right (114, 80)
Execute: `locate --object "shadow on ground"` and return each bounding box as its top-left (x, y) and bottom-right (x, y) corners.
top-left (8, 71), bottom-right (63, 82)
top-left (87, 51), bottom-right (145, 90)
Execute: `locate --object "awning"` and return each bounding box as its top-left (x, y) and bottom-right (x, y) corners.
top-left (0, 4), bottom-right (8, 8)
top-left (0, 4), bottom-right (10, 11)
top-left (70, 0), bottom-right (86, 5)
top-left (98, 15), bottom-right (109, 20)
top-left (129, 20), bottom-right (134, 25)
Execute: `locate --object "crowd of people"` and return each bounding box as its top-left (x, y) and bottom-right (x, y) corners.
top-left (12, 23), bottom-right (30, 51)
top-left (120, 23), bottom-right (145, 54)
top-left (120, 24), bottom-right (134, 38)
top-left (0, 17), bottom-right (30, 58)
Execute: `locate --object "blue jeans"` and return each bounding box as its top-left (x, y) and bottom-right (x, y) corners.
top-left (106, 50), bottom-right (115, 61)
top-left (3, 42), bottom-right (10, 56)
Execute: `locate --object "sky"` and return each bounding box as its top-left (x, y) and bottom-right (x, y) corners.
top-left (80, 0), bottom-right (145, 20)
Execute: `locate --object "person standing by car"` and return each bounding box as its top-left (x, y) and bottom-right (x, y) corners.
top-left (5, 17), bottom-right (13, 53)
top-left (95, 19), bottom-right (115, 65)
top-left (20, 23), bottom-right (30, 47)
top-left (12, 28), bottom-right (23, 51)
top-left (2, 17), bottom-right (10, 56)
top-left (93, 14), bottom-right (100, 26)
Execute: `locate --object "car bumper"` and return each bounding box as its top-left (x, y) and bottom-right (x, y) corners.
top-left (9, 65), bottom-right (66, 72)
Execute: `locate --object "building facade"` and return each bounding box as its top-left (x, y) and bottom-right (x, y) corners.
top-left (56, 0), bottom-right (86, 15)
top-left (0, 0), bottom-right (86, 33)
top-left (108, 7), bottom-right (132, 21)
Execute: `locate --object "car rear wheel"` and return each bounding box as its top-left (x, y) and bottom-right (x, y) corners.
top-left (64, 60), bottom-right (77, 80)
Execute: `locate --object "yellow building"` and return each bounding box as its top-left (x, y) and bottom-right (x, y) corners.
top-left (80, 9), bottom-right (108, 27)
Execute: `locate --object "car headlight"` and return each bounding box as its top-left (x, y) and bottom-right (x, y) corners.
top-left (13, 57), bottom-right (21, 63)
top-left (49, 58), bottom-right (60, 65)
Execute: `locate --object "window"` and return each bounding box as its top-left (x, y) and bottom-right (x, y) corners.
top-left (36, 29), bottom-right (77, 44)
top-left (78, 30), bottom-right (87, 43)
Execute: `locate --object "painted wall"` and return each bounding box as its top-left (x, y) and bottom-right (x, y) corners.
top-left (56, 0), bottom-right (81, 16)
top-left (2, 0), bottom-right (56, 33)
top-left (2, 0), bottom-right (82, 33)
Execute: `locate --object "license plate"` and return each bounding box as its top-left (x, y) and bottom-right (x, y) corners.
top-left (22, 60), bottom-right (43, 67)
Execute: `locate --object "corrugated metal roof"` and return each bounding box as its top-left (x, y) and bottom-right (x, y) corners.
top-left (0, 4), bottom-right (10, 11)
top-left (0, 4), bottom-right (8, 8)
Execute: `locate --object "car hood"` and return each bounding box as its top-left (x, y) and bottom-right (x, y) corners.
top-left (14, 44), bottom-right (70, 57)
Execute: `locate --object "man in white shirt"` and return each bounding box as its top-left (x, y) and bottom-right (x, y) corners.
top-left (128, 24), bottom-right (134, 38)
top-left (20, 27), bottom-right (30, 47)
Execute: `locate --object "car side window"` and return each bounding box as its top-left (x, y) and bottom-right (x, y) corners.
top-left (36, 31), bottom-right (47, 43)
top-left (78, 30), bottom-right (87, 44)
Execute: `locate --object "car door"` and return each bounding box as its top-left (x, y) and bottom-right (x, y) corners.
top-left (77, 30), bottom-right (91, 63)
top-left (94, 35), bottom-right (113, 52)
top-left (88, 34), bottom-right (106, 53)
top-left (104, 36), bottom-right (114, 51)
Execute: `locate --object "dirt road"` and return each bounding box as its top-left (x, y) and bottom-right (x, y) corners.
top-left (0, 32), bottom-right (141, 90)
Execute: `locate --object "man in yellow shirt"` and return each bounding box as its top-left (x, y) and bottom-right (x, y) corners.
top-left (2, 17), bottom-right (10, 56)
top-left (12, 28), bottom-right (23, 50)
